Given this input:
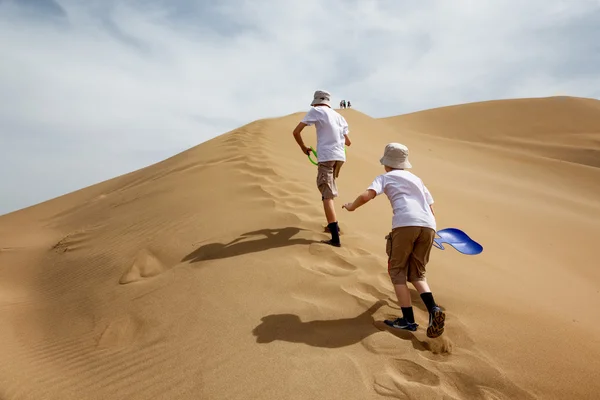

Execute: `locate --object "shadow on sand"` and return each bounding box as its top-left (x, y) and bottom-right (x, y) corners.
top-left (252, 300), bottom-right (435, 352)
top-left (182, 227), bottom-right (320, 263)
top-left (252, 301), bottom-right (387, 348)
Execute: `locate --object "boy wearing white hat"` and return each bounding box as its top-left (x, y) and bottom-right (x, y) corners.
top-left (342, 142), bottom-right (446, 338)
top-left (293, 90), bottom-right (352, 247)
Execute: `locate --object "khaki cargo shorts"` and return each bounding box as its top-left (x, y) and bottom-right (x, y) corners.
top-left (385, 226), bottom-right (436, 285)
top-left (317, 161), bottom-right (344, 200)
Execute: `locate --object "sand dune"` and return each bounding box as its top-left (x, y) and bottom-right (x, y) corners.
top-left (1, 97), bottom-right (599, 399)
top-left (382, 96), bottom-right (600, 167)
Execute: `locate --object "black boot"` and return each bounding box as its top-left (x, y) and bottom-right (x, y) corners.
top-left (321, 222), bottom-right (341, 247)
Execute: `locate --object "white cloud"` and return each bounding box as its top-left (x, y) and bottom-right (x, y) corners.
top-left (1, 0), bottom-right (600, 215)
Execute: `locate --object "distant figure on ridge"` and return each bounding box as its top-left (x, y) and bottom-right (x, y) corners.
top-left (293, 90), bottom-right (352, 247)
top-left (341, 143), bottom-right (446, 338)
top-left (347, 100), bottom-right (351, 108)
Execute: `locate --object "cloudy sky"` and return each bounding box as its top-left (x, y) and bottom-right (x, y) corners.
top-left (1, 0), bottom-right (600, 215)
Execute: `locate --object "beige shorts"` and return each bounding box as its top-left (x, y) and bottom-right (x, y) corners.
top-left (385, 226), bottom-right (436, 285)
top-left (317, 161), bottom-right (344, 200)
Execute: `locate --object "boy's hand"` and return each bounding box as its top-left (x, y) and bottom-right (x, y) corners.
top-left (301, 145), bottom-right (312, 155)
top-left (342, 190), bottom-right (375, 212)
top-left (342, 203), bottom-right (355, 211)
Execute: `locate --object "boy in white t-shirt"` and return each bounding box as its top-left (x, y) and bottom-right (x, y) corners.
top-left (293, 90), bottom-right (352, 247)
top-left (342, 143), bottom-right (446, 338)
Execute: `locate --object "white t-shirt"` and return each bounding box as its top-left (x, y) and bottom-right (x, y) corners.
top-left (301, 106), bottom-right (349, 162)
top-left (367, 170), bottom-right (436, 231)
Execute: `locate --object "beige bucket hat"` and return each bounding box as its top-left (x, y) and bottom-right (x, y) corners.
top-left (311, 90), bottom-right (331, 106)
top-left (380, 142), bottom-right (412, 169)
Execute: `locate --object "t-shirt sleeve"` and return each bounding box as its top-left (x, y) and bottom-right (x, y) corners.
top-left (341, 117), bottom-right (349, 136)
top-left (367, 175), bottom-right (384, 196)
top-left (423, 183), bottom-right (434, 205)
top-left (300, 108), bottom-right (318, 126)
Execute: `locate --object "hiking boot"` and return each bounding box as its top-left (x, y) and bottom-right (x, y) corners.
top-left (384, 317), bottom-right (418, 331)
top-left (427, 306), bottom-right (446, 338)
top-left (324, 225), bottom-right (343, 235)
top-left (320, 239), bottom-right (341, 247)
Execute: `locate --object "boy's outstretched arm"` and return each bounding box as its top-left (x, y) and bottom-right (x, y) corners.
top-left (342, 189), bottom-right (376, 211)
top-left (293, 122), bottom-right (311, 155)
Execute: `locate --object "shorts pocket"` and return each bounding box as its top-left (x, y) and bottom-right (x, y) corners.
top-left (317, 171), bottom-right (328, 186)
top-left (385, 233), bottom-right (392, 259)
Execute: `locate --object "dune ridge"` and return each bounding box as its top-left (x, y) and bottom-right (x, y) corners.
top-left (1, 97), bottom-right (599, 399)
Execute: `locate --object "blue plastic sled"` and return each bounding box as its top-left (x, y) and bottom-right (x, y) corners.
top-left (433, 228), bottom-right (483, 255)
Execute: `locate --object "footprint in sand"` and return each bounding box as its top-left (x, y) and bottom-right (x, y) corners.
top-left (341, 281), bottom-right (389, 303)
top-left (368, 318), bottom-right (536, 400)
top-left (304, 246), bottom-right (358, 276)
top-left (391, 359), bottom-right (441, 386)
top-left (373, 353), bottom-right (532, 400)
top-left (344, 246), bottom-right (373, 257)
top-left (96, 315), bottom-right (142, 349)
top-left (119, 249), bottom-right (165, 284)
top-left (51, 230), bottom-right (91, 253)
top-left (373, 359), bottom-right (441, 399)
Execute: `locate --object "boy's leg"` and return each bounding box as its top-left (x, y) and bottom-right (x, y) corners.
top-left (323, 198), bottom-right (337, 223)
top-left (393, 283), bottom-right (415, 326)
top-left (408, 227), bottom-right (445, 338)
top-left (323, 161), bottom-right (345, 234)
top-left (317, 161), bottom-right (340, 246)
top-left (411, 280), bottom-right (430, 293)
top-left (412, 280), bottom-right (438, 313)
top-left (384, 227), bottom-right (420, 330)
top-left (408, 227), bottom-right (437, 309)
top-left (394, 283), bottom-right (412, 308)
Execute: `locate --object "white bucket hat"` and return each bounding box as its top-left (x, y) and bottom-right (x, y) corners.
top-left (380, 142), bottom-right (412, 169)
top-left (310, 90), bottom-right (331, 106)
